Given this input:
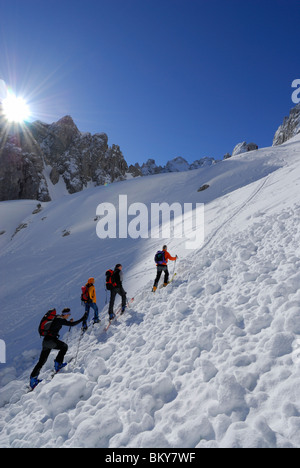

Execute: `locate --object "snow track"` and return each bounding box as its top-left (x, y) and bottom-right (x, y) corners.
top-left (202, 173), bottom-right (272, 252)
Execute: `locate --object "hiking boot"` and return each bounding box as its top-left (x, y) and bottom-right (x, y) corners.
top-left (30, 377), bottom-right (42, 390)
top-left (152, 286), bottom-right (157, 292)
top-left (109, 313), bottom-right (115, 321)
top-left (54, 361), bottom-right (67, 373)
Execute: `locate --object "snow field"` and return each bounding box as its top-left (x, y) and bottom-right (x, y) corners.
top-left (1, 199), bottom-right (300, 447)
top-left (1, 135), bottom-right (300, 447)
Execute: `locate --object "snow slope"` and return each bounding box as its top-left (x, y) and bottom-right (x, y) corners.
top-left (1, 135), bottom-right (300, 447)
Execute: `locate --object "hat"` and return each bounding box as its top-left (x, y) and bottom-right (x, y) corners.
top-left (61, 308), bottom-right (71, 315)
top-left (88, 277), bottom-right (95, 284)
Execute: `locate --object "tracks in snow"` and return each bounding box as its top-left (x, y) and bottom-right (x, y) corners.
top-left (201, 173), bottom-right (272, 252)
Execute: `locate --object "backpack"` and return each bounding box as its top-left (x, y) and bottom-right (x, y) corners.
top-left (105, 269), bottom-right (117, 290)
top-left (81, 285), bottom-right (90, 303)
top-left (38, 309), bottom-right (57, 337)
top-left (154, 250), bottom-right (166, 265)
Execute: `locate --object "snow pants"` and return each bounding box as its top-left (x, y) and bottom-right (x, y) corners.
top-left (108, 286), bottom-right (127, 315)
top-left (30, 336), bottom-right (68, 378)
top-left (83, 302), bottom-right (99, 327)
top-left (153, 265), bottom-right (169, 288)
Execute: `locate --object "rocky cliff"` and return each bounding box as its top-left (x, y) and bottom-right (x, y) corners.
top-left (133, 156), bottom-right (216, 177)
top-left (232, 141), bottom-right (258, 157)
top-left (0, 115), bottom-right (128, 201)
top-left (273, 103), bottom-right (300, 146)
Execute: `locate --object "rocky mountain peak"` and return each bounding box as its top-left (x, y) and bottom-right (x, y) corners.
top-left (273, 103), bottom-right (300, 146)
top-left (0, 115), bottom-right (128, 201)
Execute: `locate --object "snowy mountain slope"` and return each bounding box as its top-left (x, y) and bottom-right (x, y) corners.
top-left (1, 135), bottom-right (300, 447)
top-left (0, 143), bottom-right (282, 367)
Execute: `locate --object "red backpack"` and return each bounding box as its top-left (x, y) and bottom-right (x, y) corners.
top-left (38, 309), bottom-right (57, 336)
top-left (81, 285), bottom-right (90, 303)
top-left (105, 269), bottom-right (117, 290)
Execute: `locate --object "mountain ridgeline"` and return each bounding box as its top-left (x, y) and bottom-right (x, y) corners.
top-left (0, 103), bottom-right (299, 202)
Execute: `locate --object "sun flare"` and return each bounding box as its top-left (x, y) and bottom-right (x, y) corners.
top-left (2, 93), bottom-right (30, 123)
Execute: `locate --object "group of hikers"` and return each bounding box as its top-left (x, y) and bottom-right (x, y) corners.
top-left (29, 246), bottom-right (178, 390)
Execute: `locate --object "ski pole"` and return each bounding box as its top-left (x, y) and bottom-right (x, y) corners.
top-left (73, 329), bottom-right (84, 367)
top-left (173, 257), bottom-right (177, 275)
top-left (104, 280), bottom-right (108, 304)
top-left (64, 325), bottom-right (72, 346)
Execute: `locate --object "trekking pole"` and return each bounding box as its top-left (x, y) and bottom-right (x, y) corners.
top-left (64, 325), bottom-right (72, 346)
top-left (173, 257), bottom-right (177, 275)
top-left (73, 329), bottom-right (84, 367)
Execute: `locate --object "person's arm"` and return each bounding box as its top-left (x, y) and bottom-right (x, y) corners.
top-left (61, 314), bottom-right (87, 327)
top-left (119, 271), bottom-right (124, 285)
top-left (89, 285), bottom-right (96, 303)
top-left (114, 270), bottom-right (122, 287)
top-left (165, 251), bottom-right (177, 261)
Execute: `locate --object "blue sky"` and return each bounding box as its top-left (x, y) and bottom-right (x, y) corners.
top-left (0, 0), bottom-right (299, 166)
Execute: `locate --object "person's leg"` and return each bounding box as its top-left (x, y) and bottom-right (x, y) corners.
top-left (153, 266), bottom-right (163, 288)
top-left (119, 287), bottom-right (127, 313)
top-left (163, 266), bottom-right (169, 285)
top-left (53, 339), bottom-right (68, 364)
top-left (90, 302), bottom-right (99, 321)
top-left (109, 289), bottom-right (117, 316)
top-left (30, 336), bottom-right (58, 379)
top-left (30, 348), bottom-right (51, 378)
top-left (82, 303), bottom-right (90, 329)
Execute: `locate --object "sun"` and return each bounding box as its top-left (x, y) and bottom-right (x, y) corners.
top-left (2, 92), bottom-right (30, 123)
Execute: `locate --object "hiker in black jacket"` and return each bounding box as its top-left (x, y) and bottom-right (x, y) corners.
top-left (108, 264), bottom-right (127, 320)
top-left (30, 308), bottom-right (87, 390)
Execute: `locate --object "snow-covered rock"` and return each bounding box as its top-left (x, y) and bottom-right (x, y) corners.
top-left (165, 156), bottom-right (190, 172)
top-left (273, 103), bottom-right (300, 146)
top-left (232, 141), bottom-right (258, 156)
top-left (0, 116), bottom-right (128, 201)
top-left (140, 158), bottom-right (163, 176)
top-left (139, 156), bottom-right (216, 176)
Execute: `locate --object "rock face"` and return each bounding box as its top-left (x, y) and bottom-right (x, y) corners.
top-left (0, 115), bottom-right (128, 201)
top-left (135, 156), bottom-right (216, 176)
top-left (0, 140), bottom-right (49, 201)
top-left (273, 104), bottom-right (300, 146)
top-left (223, 153), bottom-right (231, 160)
top-left (140, 159), bottom-right (163, 176)
top-left (165, 157), bottom-right (190, 172)
top-left (39, 116), bottom-right (127, 193)
top-left (232, 141), bottom-right (258, 157)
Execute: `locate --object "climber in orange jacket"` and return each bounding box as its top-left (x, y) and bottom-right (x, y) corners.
top-left (87, 277), bottom-right (97, 303)
top-left (82, 277), bottom-right (99, 330)
top-left (152, 245), bottom-right (177, 292)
